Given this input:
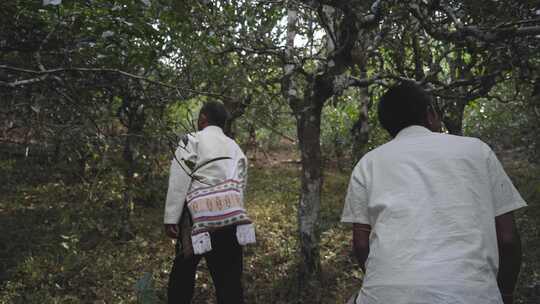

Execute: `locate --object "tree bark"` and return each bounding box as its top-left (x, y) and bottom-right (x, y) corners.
top-left (224, 95), bottom-right (251, 139)
top-left (245, 123), bottom-right (257, 159)
top-left (281, 1), bottom-right (381, 287)
top-left (117, 99), bottom-right (144, 241)
top-left (351, 68), bottom-right (370, 165)
top-left (120, 129), bottom-right (135, 241)
top-left (531, 77), bottom-right (540, 163)
top-left (442, 49), bottom-right (469, 136)
top-left (442, 100), bottom-right (466, 135)
top-left (223, 117), bottom-right (236, 139)
top-left (283, 3), bottom-right (325, 281)
top-left (296, 102), bottom-right (324, 278)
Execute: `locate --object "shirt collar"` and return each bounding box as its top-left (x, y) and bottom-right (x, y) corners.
top-left (202, 125), bottom-right (224, 134)
top-left (395, 125), bottom-right (432, 139)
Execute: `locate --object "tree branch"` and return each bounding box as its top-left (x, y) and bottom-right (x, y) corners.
top-left (410, 2), bottom-right (540, 43)
top-left (0, 65), bottom-right (231, 100)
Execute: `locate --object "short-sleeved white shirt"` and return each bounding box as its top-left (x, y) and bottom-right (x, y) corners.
top-left (341, 126), bottom-right (527, 304)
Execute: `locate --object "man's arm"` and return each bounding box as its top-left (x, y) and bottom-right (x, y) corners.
top-left (342, 164), bottom-right (370, 272)
top-left (352, 223), bottom-right (371, 272)
top-left (496, 212), bottom-right (522, 304)
top-left (163, 155), bottom-right (191, 238)
top-left (163, 136), bottom-right (196, 237)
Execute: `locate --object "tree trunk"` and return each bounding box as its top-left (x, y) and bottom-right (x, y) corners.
top-left (224, 95), bottom-right (251, 139)
top-left (351, 96), bottom-right (369, 165)
top-left (351, 68), bottom-right (370, 165)
top-left (77, 150), bottom-right (88, 180)
top-left (118, 101), bottom-right (142, 241)
top-left (296, 102), bottom-right (324, 278)
top-left (245, 123), bottom-right (257, 160)
top-left (531, 77), bottom-right (540, 163)
top-left (442, 100), bottom-right (466, 135)
top-left (282, 2), bottom-right (353, 291)
top-left (223, 116), bottom-right (236, 138)
top-left (120, 130), bottom-right (135, 241)
top-left (333, 133), bottom-right (345, 172)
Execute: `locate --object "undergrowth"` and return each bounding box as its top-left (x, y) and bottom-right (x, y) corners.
top-left (0, 160), bottom-right (538, 303)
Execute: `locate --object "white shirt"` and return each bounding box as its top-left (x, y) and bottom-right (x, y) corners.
top-left (341, 126), bottom-right (527, 304)
top-left (164, 126), bottom-right (248, 224)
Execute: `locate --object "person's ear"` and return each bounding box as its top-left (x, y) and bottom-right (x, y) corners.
top-left (198, 113), bottom-right (209, 130)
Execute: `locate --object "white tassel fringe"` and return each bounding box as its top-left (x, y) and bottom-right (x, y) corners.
top-left (236, 224), bottom-right (256, 246)
top-left (192, 232), bottom-right (212, 255)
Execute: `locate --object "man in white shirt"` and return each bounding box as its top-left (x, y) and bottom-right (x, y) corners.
top-left (342, 82), bottom-right (526, 304)
top-left (164, 101), bottom-right (252, 304)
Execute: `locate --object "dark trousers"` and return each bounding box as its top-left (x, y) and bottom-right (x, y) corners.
top-left (167, 226), bottom-right (244, 304)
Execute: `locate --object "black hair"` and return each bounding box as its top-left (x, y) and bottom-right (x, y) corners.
top-left (200, 101), bottom-right (229, 129)
top-left (377, 81), bottom-right (432, 137)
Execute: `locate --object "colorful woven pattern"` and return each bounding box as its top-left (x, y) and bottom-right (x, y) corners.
top-left (186, 179), bottom-right (252, 236)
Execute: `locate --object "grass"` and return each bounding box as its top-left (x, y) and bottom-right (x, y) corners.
top-left (0, 158), bottom-right (538, 303)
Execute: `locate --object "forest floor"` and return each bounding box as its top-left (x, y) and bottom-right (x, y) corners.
top-left (0, 153), bottom-right (538, 304)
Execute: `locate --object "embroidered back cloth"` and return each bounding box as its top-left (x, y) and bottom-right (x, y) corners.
top-left (186, 179), bottom-right (251, 236)
top-left (186, 139), bottom-right (251, 236)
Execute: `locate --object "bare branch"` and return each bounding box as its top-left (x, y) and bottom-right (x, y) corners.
top-left (346, 74), bottom-right (387, 88)
top-left (0, 65), bottom-right (231, 100)
top-left (244, 116), bottom-right (296, 143)
top-left (317, 5), bottom-right (338, 52)
top-left (0, 77), bottom-right (48, 87)
top-left (35, 22), bottom-right (60, 72)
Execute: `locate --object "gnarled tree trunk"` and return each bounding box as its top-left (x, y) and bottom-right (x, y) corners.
top-left (283, 3), bottom-right (326, 283)
top-left (281, 3), bottom-right (382, 293)
top-left (351, 68), bottom-right (370, 165)
top-left (296, 101), bottom-right (324, 277)
top-left (442, 100), bottom-right (466, 135)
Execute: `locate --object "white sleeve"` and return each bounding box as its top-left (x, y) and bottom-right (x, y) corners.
top-left (486, 148), bottom-right (527, 216)
top-left (163, 135), bottom-right (198, 224)
top-left (341, 165), bottom-right (370, 224)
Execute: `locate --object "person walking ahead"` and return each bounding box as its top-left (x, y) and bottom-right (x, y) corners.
top-left (164, 101), bottom-right (255, 304)
top-left (342, 82), bottom-right (526, 304)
